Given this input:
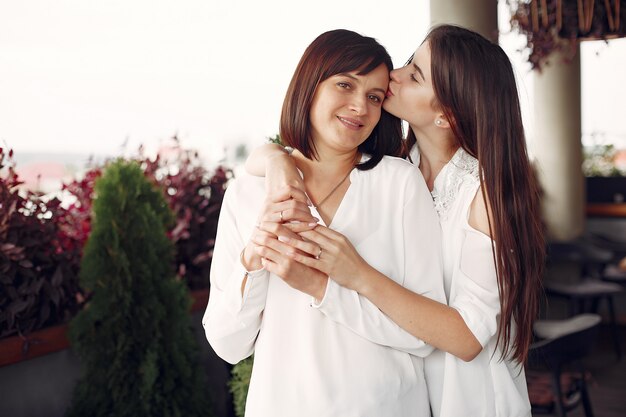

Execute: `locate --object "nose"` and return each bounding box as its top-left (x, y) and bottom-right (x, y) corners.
top-left (349, 94), bottom-right (367, 115)
top-left (389, 68), bottom-right (401, 82)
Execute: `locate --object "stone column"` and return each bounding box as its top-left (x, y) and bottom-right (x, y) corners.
top-left (533, 49), bottom-right (585, 240)
top-left (429, 0), bottom-right (498, 42)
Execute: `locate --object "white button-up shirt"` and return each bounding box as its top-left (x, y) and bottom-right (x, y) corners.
top-left (203, 155), bottom-right (445, 417)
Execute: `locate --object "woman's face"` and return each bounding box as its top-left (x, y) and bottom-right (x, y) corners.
top-left (309, 63), bottom-right (388, 154)
top-left (383, 42), bottom-right (439, 133)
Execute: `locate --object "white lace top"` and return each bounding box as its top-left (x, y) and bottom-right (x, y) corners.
top-left (412, 145), bottom-right (531, 417)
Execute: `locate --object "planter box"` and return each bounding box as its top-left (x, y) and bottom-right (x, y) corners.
top-left (586, 176), bottom-right (626, 204)
top-left (0, 289), bottom-right (235, 417)
top-left (0, 289), bottom-right (209, 367)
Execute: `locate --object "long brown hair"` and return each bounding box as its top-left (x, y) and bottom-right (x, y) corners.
top-left (280, 29), bottom-right (403, 170)
top-left (415, 24), bottom-right (545, 363)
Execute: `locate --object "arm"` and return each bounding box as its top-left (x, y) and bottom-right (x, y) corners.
top-left (356, 185), bottom-right (494, 361)
top-left (202, 181), bottom-right (270, 364)
top-left (244, 143), bottom-right (308, 203)
top-left (286, 173), bottom-right (482, 361)
top-left (264, 171), bottom-right (448, 358)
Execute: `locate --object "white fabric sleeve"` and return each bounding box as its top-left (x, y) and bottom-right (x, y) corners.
top-left (451, 228), bottom-right (500, 348)
top-left (202, 181), bottom-right (270, 364)
top-left (313, 171), bottom-right (446, 357)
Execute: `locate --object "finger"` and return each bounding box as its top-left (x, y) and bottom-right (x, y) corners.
top-left (260, 200), bottom-right (317, 224)
top-left (257, 222), bottom-right (302, 242)
top-left (288, 251), bottom-right (331, 275)
top-left (255, 244), bottom-right (292, 266)
top-left (276, 235), bottom-right (320, 258)
top-left (282, 222), bottom-right (319, 233)
top-left (304, 225), bottom-right (343, 240)
top-left (297, 229), bottom-right (335, 248)
top-left (252, 228), bottom-right (309, 257)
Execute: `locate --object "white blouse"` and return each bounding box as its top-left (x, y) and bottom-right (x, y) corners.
top-left (414, 146), bottom-right (532, 417)
top-left (203, 156), bottom-right (445, 417)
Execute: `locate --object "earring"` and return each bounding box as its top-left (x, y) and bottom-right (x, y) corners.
top-left (435, 119), bottom-right (443, 126)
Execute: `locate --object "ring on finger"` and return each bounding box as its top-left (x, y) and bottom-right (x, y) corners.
top-left (279, 210), bottom-right (284, 222)
top-left (316, 247), bottom-right (322, 260)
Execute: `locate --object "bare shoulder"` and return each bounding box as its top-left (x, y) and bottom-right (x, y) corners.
top-left (468, 185), bottom-right (494, 238)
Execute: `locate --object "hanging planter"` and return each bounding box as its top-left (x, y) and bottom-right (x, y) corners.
top-left (508, 0), bottom-right (626, 70)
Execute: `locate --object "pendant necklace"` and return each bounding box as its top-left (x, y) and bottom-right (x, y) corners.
top-left (308, 154), bottom-right (358, 210)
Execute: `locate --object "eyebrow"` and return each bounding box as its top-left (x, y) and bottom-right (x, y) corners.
top-left (413, 63), bottom-right (425, 81)
top-left (336, 72), bottom-right (387, 95)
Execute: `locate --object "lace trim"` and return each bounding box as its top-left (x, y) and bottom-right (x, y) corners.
top-left (431, 148), bottom-right (480, 219)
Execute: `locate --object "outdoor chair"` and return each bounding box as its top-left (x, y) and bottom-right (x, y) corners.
top-left (527, 314), bottom-right (601, 417)
top-left (544, 240), bottom-right (622, 360)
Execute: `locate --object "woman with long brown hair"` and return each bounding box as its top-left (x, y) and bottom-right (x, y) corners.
top-left (245, 24), bottom-right (545, 417)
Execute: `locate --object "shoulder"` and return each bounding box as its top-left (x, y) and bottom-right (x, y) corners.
top-left (468, 185), bottom-right (494, 238)
top-left (373, 155), bottom-right (420, 176)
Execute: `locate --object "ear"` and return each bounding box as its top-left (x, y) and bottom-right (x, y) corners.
top-left (434, 114), bottom-right (451, 129)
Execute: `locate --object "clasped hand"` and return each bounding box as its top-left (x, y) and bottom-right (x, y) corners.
top-left (247, 185), bottom-right (369, 299)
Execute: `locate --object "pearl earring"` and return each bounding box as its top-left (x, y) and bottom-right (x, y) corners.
top-left (435, 119), bottom-right (443, 126)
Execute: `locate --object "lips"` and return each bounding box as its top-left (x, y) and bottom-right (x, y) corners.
top-left (385, 87), bottom-right (394, 98)
top-left (337, 116), bottom-right (364, 130)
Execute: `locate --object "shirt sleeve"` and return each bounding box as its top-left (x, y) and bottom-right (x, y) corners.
top-left (202, 180), bottom-right (270, 364)
top-left (313, 170), bottom-right (446, 358)
top-left (450, 226), bottom-right (500, 347)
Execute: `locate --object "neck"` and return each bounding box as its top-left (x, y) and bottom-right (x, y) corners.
top-left (411, 127), bottom-right (458, 190)
top-left (292, 149), bottom-right (359, 184)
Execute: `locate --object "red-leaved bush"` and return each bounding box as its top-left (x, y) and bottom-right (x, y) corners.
top-left (0, 148), bottom-right (83, 339)
top-left (1, 138), bottom-right (232, 339)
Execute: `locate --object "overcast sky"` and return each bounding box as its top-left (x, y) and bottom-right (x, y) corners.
top-left (1, 0), bottom-right (624, 166)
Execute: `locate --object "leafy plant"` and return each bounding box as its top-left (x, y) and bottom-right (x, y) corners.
top-left (508, 0), bottom-right (626, 70)
top-left (228, 356), bottom-right (254, 417)
top-left (0, 147), bottom-right (82, 339)
top-left (137, 138), bottom-right (232, 289)
top-left (583, 144), bottom-right (626, 176)
top-left (67, 160), bottom-right (211, 417)
top-left (0, 139), bottom-right (231, 342)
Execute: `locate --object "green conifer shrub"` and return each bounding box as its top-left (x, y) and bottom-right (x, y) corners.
top-left (228, 356), bottom-right (253, 417)
top-left (67, 160), bottom-right (211, 417)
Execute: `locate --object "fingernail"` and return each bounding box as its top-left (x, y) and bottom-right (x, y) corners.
top-left (289, 220), bottom-right (301, 224)
top-left (308, 222), bottom-right (318, 227)
top-left (278, 236), bottom-right (289, 243)
top-left (261, 258), bottom-right (266, 266)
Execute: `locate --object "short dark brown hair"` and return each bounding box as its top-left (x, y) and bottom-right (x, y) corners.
top-left (280, 29), bottom-right (402, 170)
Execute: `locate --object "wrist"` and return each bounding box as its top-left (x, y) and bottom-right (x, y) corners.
top-left (241, 244), bottom-right (263, 271)
top-left (311, 275), bottom-right (329, 304)
top-left (353, 262), bottom-right (376, 297)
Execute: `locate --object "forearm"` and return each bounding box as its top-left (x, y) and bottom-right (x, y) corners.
top-left (244, 143), bottom-right (289, 176)
top-left (358, 268), bottom-right (483, 362)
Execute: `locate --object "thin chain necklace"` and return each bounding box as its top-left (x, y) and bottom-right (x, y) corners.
top-left (307, 154), bottom-right (358, 210)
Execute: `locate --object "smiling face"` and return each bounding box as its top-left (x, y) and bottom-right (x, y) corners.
top-left (383, 42), bottom-right (441, 136)
top-left (309, 64), bottom-right (389, 154)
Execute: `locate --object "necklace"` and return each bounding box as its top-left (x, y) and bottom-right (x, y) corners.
top-left (307, 155), bottom-right (358, 209)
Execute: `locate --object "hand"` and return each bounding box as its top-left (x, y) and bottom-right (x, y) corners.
top-left (279, 226), bottom-right (371, 293)
top-left (252, 222), bottom-right (329, 300)
top-left (266, 152), bottom-right (310, 205)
